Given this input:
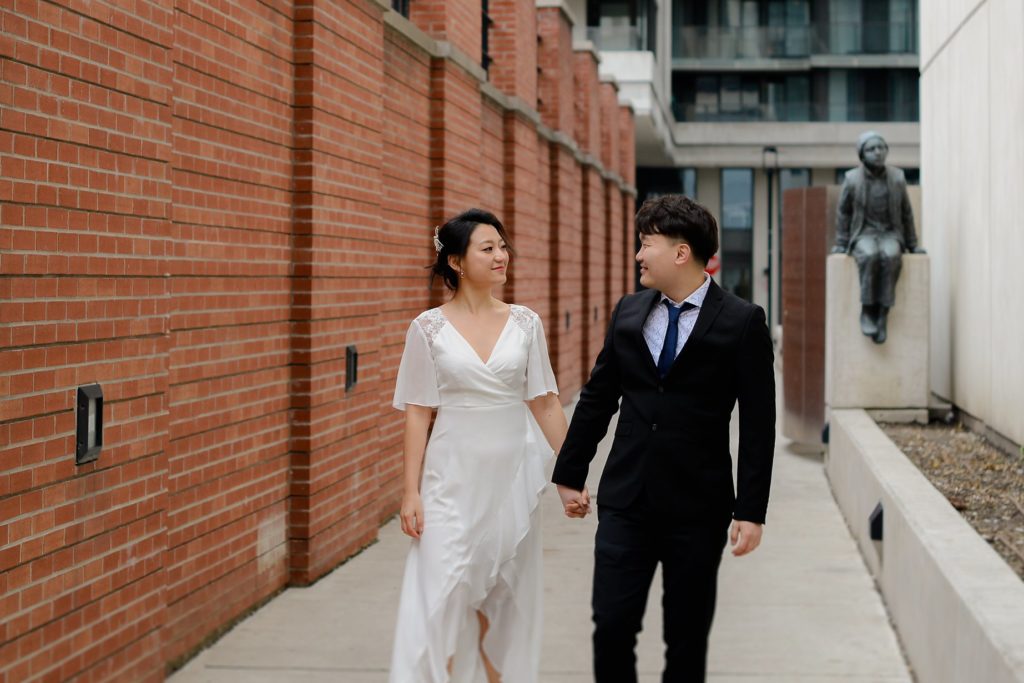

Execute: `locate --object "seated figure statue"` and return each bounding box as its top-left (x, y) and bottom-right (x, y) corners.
top-left (832, 131), bottom-right (925, 344)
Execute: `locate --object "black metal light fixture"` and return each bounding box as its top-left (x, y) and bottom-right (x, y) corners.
top-left (869, 502), bottom-right (884, 541)
top-left (76, 384), bottom-right (103, 465)
top-left (345, 345), bottom-right (358, 392)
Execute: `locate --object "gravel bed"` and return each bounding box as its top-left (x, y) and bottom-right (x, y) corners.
top-left (881, 422), bottom-right (1024, 581)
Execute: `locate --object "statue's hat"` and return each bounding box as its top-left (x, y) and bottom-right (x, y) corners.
top-left (857, 130), bottom-right (886, 154)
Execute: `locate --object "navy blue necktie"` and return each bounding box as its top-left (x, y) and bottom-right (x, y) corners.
top-left (657, 300), bottom-right (696, 378)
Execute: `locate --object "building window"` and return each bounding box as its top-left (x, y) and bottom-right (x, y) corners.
top-left (482, 0), bottom-right (493, 72)
top-left (673, 72), bottom-right (811, 122)
top-left (391, 0), bottom-right (410, 17)
top-left (827, 0), bottom-right (917, 55)
top-left (682, 168), bottom-right (697, 198)
top-left (780, 168), bottom-right (811, 197)
top-left (586, 0), bottom-right (656, 51)
top-left (826, 69), bottom-right (918, 121)
top-left (721, 168), bottom-right (753, 302)
top-left (636, 167), bottom-right (697, 204)
top-left (672, 68), bottom-right (917, 123)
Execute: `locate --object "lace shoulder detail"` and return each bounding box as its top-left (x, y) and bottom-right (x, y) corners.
top-left (414, 308), bottom-right (447, 345)
top-left (509, 305), bottom-right (536, 336)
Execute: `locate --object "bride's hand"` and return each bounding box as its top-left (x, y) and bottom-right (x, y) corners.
top-left (557, 485), bottom-right (591, 518)
top-left (401, 492), bottom-right (424, 539)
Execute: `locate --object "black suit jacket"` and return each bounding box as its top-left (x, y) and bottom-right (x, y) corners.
top-left (552, 280), bottom-right (776, 523)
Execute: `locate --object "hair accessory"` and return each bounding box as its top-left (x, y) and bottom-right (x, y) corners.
top-left (432, 226), bottom-right (443, 253)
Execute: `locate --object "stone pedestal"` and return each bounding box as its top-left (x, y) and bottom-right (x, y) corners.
top-left (825, 253), bottom-right (929, 411)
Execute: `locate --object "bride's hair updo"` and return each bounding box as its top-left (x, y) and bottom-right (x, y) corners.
top-left (430, 208), bottom-right (515, 291)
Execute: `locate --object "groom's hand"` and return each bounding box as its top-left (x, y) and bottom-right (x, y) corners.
top-left (556, 485), bottom-right (591, 518)
top-left (729, 520), bottom-right (763, 556)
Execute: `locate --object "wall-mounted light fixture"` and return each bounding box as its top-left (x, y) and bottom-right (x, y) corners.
top-left (345, 345), bottom-right (358, 392)
top-left (76, 384), bottom-right (103, 465)
top-left (869, 502), bottom-right (884, 541)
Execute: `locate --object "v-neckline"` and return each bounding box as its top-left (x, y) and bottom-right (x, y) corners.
top-left (438, 306), bottom-right (513, 367)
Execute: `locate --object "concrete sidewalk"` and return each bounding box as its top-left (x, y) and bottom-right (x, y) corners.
top-left (171, 402), bottom-right (912, 682)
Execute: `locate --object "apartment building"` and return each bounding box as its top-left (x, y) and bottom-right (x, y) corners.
top-left (577, 0), bottom-right (920, 325)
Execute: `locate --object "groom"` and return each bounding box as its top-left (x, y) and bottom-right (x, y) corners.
top-left (553, 194), bottom-right (776, 682)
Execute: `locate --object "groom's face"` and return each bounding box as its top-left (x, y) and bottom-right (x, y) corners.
top-left (636, 233), bottom-right (685, 291)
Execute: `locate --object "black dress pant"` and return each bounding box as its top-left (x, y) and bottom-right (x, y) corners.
top-left (592, 500), bottom-right (730, 683)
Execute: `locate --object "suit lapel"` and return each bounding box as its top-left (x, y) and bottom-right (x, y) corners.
top-left (630, 288), bottom-right (662, 377)
top-left (668, 279), bottom-right (725, 376)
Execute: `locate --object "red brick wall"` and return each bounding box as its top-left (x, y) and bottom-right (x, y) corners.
top-left (0, 0), bottom-right (636, 679)
top-left (573, 50), bottom-right (601, 159)
top-left (488, 0), bottom-right (537, 103)
top-left (537, 7), bottom-right (575, 134)
top-left (1, 0), bottom-right (174, 680)
top-left (378, 27), bottom-right (434, 516)
top-left (163, 1), bottom-right (296, 668)
top-left (479, 100), bottom-right (505, 214)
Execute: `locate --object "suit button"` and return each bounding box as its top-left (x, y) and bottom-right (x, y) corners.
top-left (657, 385), bottom-right (664, 393)
top-left (651, 423), bottom-right (658, 432)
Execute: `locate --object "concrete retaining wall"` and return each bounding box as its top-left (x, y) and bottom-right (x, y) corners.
top-left (827, 409), bottom-right (1024, 683)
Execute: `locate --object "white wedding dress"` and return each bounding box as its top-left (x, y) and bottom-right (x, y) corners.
top-left (389, 304), bottom-right (558, 683)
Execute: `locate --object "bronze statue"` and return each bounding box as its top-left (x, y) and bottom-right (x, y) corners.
top-left (832, 131), bottom-right (924, 344)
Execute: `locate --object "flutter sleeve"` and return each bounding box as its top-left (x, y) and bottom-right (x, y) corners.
top-left (525, 312), bottom-right (559, 400)
top-left (392, 319), bottom-right (441, 411)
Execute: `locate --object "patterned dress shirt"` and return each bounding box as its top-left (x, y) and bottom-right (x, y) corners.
top-left (642, 273), bottom-right (712, 365)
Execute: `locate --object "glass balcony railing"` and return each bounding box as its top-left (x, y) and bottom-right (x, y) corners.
top-left (587, 25), bottom-right (648, 52)
top-left (670, 100), bottom-right (919, 123)
top-left (672, 21), bottom-right (917, 60)
top-left (821, 21), bottom-right (917, 55)
top-left (674, 25), bottom-right (811, 60)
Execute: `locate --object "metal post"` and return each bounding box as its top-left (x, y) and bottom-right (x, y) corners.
top-left (762, 146), bottom-right (778, 329)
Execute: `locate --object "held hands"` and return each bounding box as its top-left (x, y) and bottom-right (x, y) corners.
top-left (729, 520), bottom-right (763, 557)
top-left (400, 491), bottom-right (425, 539)
top-left (556, 485), bottom-right (591, 518)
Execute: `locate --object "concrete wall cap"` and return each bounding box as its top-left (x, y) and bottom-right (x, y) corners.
top-left (532, 127), bottom-right (636, 194)
top-left (434, 41), bottom-right (488, 82)
top-left (828, 409), bottom-right (1024, 682)
top-left (480, 84), bottom-right (542, 126)
top-left (535, 0), bottom-right (579, 28)
top-left (572, 40), bottom-right (601, 62)
top-left (383, 12), bottom-right (487, 85)
top-left (599, 73), bottom-right (620, 89)
top-left (383, 10), bottom-right (439, 55)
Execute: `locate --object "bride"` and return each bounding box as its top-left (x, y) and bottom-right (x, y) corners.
top-left (389, 209), bottom-right (587, 682)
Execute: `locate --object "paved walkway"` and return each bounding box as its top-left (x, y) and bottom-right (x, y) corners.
top-left (171, 399), bottom-right (912, 682)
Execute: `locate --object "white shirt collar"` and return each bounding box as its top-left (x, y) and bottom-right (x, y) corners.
top-left (660, 272), bottom-right (711, 309)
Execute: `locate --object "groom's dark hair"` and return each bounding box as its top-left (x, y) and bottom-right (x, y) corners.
top-left (635, 194), bottom-right (719, 265)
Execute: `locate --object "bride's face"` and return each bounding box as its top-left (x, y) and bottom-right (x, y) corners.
top-left (454, 224), bottom-right (509, 286)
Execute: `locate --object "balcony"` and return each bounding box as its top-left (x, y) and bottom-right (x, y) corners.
top-left (587, 24), bottom-right (648, 52)
top-left (670, 100), bottom-right (919, 123)
top-left (672, 21), bottom-right (917, 61)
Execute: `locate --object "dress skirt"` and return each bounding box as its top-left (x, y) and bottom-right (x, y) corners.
top-left (388, 401), bottom-right (551, 682)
